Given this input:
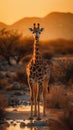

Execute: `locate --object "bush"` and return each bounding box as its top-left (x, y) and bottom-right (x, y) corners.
top-left (0, 79), bottom-right (8, 89)
top-left (16, 70), bottom-right (28, 86)
top-left (46, 85), bottom-right (73, 129)
top-left (50, 58), bottom-right (73, 84)
top-left (0, 95), bottom-right (8, 120)
top-left (45, 85), bottom-right (72, 109)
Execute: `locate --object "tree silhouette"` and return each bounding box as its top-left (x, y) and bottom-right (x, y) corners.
top-left (0, 29), bottom-right (21, 65)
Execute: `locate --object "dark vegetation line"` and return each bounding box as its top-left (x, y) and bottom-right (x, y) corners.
top-left (0, 29), bottom-right (73, 65)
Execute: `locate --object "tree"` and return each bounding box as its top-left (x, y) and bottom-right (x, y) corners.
top-left (0, 29), bottom-right (21, 65)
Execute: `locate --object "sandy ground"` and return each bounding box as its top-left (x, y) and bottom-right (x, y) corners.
top-left (5, 90), bottom-right (63, 120)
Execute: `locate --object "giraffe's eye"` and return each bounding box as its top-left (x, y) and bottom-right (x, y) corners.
top-left (36, 48), bottom-right (39, 51)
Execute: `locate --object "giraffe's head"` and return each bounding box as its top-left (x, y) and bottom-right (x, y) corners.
top-left (29, 23), bottom-right (44, 40)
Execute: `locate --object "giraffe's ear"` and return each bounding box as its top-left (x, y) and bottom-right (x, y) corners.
top-left (29, 28), bottom-right (33, 32)
top-left (40, 28), bottom-right (44, 32)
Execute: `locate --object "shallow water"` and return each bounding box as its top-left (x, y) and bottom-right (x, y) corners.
top-left (0, 120), bottom-right (48, 130)
top-left (1, 95), bottom-right (70, 130)
top-left (0, 126), bottom-right (48, 130)
top-left (3, 106), bottom-right (49, 130)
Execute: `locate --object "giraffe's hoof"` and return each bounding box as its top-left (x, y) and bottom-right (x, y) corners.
top-left (29, 116), bottom-right (33, 120)
top-left (36, 117), bottom-right (41, 120)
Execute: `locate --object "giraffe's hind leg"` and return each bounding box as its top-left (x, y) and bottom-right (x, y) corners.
top-left (37, 83), bottom-right (41, 120)
top-left (42, 78), bottom-right (48, 117)
top-left (29, 89), bottom-right (34, 120)
top-left (33, 83), bottom-right (38, 117)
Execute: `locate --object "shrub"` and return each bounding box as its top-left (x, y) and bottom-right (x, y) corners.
top-left (50, 58), bottom-right (73, 84)
top-left (0, 95), bottom-right (8, 120)
top-left (0, 78), bottom-right (8, 89)
top-left (16, 70), bottom-right (28, 86)
top-left (45, 85), bottom-right (72, 109)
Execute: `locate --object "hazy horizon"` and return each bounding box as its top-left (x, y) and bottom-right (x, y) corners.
top-left (0, 11), bottom-right (73, 26)
top-left (0, 0), bottom-right (73, 25)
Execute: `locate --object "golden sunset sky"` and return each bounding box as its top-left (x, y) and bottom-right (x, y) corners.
top-left (0, 0), bottom-right (73, 25)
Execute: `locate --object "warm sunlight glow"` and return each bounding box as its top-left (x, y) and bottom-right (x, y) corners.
top-left (6, 106), bottom-right (43, 112)
top-left (0, 0), bottom-right (73, 24)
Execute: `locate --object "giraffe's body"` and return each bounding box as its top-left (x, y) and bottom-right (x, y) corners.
top-left (27, 40), bottom-right (49, 83)
top-left (26, 23), bottom-right (50, 120)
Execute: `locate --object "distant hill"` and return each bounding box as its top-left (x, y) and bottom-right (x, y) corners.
top-left (0, 12), bottom-right (73, 40)
top-left (0, 22), bottom-right (8, 29)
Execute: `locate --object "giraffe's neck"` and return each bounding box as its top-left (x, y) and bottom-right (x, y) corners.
top-left (33, 39), bottom-right (40, 62)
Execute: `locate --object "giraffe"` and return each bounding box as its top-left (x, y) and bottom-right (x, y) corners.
top-left (26, 23), bottom-right (50, 120)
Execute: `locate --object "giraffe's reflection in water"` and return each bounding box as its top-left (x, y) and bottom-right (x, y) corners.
top-left (0, 121), bottom-right (69, 130)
